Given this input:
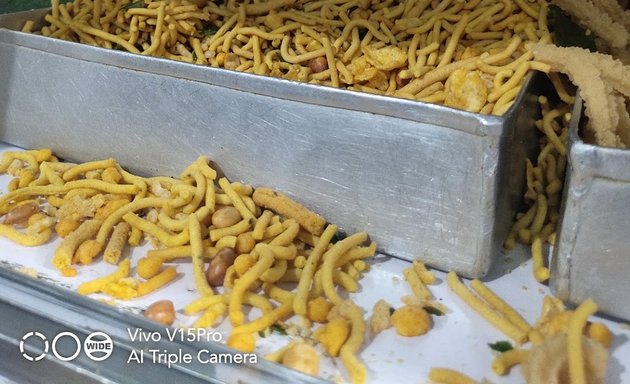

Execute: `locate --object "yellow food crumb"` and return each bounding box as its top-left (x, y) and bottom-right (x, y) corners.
top-left (55, 219), bottom-right (81, 238)
top-left (538, 311), bottom-right (572, 337)
top-left (101, 167), bottom-right (122, 184)
top-left (227, 333), bottom-right (255, 353)
top-left (95, 199), bottom-right (129, 220)
top-left (444, 69), bottom-right (488, 113)
top-left (58, 194), bottom-right (106, 221)
top-left (136, 257), bottom-right (163, 279)
top-left (16, 266), bottom-right (38, 278)
top-left (281, 341), bottom-right (320, 376)
top-left (390, 305), bottom-right (432, 337)
top-left (307, 297), bottom-right (333, 323)
top-left (586, 322), bottom-right (613, 348)
top-left (348, 56), bottom-right (379, 82)
top-left (370, 299), bottom-right (392, 335)
top-left (313, 317), bottom-right (350, 357)
top-left (101, 278), bottom-right (139, 300)
top-left (62, 267), bottom-right (77, 277)
top-left (362, 45), bottom-right (407, 71)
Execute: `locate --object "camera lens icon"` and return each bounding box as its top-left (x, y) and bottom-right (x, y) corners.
top-left (20, 331), bottom-right (113, 362)
top-left (20, 332), bottom-right (49, 361)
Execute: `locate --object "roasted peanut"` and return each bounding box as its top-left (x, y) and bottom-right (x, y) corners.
top-left (211, 206), bottom-right (242, 228)
top-left (144, 300), bottom-right (175, 326)
top-left (309, 56), bottom-right (328, 73)
top-left (206, 247), bottom-right (237, 286)
top-left (3, 200), bottom-right (39, 225)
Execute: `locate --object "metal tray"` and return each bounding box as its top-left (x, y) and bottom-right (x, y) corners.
top-left (1, 140), bottom-right (630, 384)
top-left (551, 97), bottom-right (630, 321)
top-left (0, 9), bottom-right (543, 278)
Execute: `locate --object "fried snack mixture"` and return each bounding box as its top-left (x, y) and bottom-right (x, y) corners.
top-left (504, 79), bottom-right (572, 283)
top-left (369, 260), bottom-right (442, 337)
top-left (441, 273), bottom-right (612, 384)
top-left (0, 149), bottom-right (378, 383)
top-left (533, 44), bottom-right (630, 148)
top-left (523, 0), bottom-right (630, 148)
top-left (26, 0), bottom-right (555, 114)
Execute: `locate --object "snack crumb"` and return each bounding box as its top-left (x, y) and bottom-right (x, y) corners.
top-left (16, 266), bottom-right (38, 278)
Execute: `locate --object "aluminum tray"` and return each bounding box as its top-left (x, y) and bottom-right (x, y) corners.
top-left (0, 9), bottom-right (543, 278)
top-left (551, 97), bottom-right (630, 321)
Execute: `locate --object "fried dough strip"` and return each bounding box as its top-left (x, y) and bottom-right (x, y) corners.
top-left (535, 45), bottom-right (630, 98)
top-left (591, 0), bottom-right (630, 31)
top-left (252, 187), bottom-right (326, 235)
top-left (552, 0), bottom-right (628, 48)
top-left (533, 44), bottom-right (624, 147)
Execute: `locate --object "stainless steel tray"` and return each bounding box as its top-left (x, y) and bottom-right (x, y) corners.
top-left (0, 9), bottom-right (543, 278)
top-left (551, 97), bottom-right (630, 321)
top-left (0, 266), bottom-right (324, 384)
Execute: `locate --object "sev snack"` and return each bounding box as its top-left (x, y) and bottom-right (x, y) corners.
top-left (103, 221), bottom-right (131, 264)
top-left (447, 271), bottom-right (528, 344)
top-left (403, 265), bottom-right (432, 300)
top-left (0, 148), bottom-right (377, 384)
top-left (504, 79), bottom-right (574, 282)
top-left (428, 367), bottom-right (477, 384)
top-left (335, 300), bottom-right (367, 384)
top-left (568, 299), bottom-right (598, 384)
top-left (77, 258), bottom-right (131, 295)
top-left (28, 0), bottom-right (555, 115)
top-left (491, 348), bottom-right (529, 376)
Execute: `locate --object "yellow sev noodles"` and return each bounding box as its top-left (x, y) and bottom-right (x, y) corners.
top-left (29, 0), bottom-right (552, 114)
top-left (0, 147), bottom-right (376, 383)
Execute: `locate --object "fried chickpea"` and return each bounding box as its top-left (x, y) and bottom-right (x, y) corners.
top-left (144, 300), bottom-right (175, 326)
top-left (391, 305), bottom-right (432, 337)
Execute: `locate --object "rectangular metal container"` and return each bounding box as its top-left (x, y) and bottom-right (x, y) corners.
top-left (0, 9), bottom-right (543, 278)
top-left (551, 98), bottom-right (630, 321)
